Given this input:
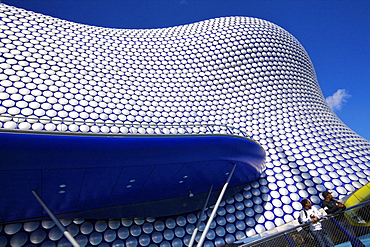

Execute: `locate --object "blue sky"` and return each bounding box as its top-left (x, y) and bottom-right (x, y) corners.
top-left (3, 0), bottom-right (370, 140)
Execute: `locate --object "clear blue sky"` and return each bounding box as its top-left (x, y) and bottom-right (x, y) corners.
top-left (3, 0), bottom-right (370, 140)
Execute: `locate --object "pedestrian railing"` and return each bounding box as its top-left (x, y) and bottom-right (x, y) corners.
top-left (0, 115), bottom-right (253, 138)
top-left (234, 200), bottom-right (370, 247)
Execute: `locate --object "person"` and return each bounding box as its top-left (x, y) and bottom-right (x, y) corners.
top-left (299, 198), bottom-right (335, 247)
top-left (290, 232), bottom-right (307, 247)
top-left (321, 191), bottom-right (366, 247)
top-left (322, 191), bottom-right (346, 214)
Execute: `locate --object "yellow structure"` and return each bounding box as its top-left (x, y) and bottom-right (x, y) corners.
top-left (344, 182), bottom-right (370, 226)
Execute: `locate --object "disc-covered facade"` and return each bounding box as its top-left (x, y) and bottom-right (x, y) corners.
top-left (0, 3), bottom-right (369, 246)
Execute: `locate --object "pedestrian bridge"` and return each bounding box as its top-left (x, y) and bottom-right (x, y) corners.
top-left (234, 198), bottom-right (370, 247)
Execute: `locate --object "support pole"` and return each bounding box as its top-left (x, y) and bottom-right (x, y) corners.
top-left (188, 185), bottom-right (213, 247)
top-left (32, 190), bottom-right (80, 247)
top-left (196, 164), bottom-right (236, 247)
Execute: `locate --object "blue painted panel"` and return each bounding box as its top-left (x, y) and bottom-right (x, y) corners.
top-left (76, 167), bottom-right (122, 211)
top-left (186, 161), bottom-right (231, 192)
top-left (41, 169), bottom-right (85, 214)
top-left (107, 165), bottom-right (156, 206)
top-left (136, 164), bottom-right (184, 202)
top-left (226, 162), bottom-right (260, 187)
top-left (215, 166), bottom-right (235, 187)
top-left (159, 162), bottom-right (210, 199)
top-left (0, 170), bottom-right (41, 222)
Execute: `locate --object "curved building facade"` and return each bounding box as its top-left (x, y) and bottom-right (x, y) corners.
top-left (0, 3), bottom-right (370, 247)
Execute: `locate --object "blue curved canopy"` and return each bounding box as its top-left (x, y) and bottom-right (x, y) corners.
top-left (0, 131), bottom-right (265, 223)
